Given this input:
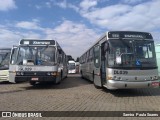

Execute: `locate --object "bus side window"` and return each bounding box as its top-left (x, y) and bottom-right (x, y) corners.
top-left (94, 45), bottom-right (100, 68)
top-left (11, 48), bottom-right (17, 64)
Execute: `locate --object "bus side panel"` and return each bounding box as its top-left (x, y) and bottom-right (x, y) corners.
top-left (93, 67), bottom-right (102, 86)
top-left (88, 62), bottom-right (94, 82)
top-left (0, 70), bottom-right (9, 82)
top-left (9, 65), bottom-right (16, 83)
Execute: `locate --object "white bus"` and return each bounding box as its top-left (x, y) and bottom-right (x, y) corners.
top-left (79, 31), bottom-right (159, 90)
top-left (68, 60), bottom-right (76, 74)
top-left (9, 39), bottom-right (68, 85)
top-left (155, 44), bottom-right (160, 79)
top-left (0, 48), bottom-right (11, 82)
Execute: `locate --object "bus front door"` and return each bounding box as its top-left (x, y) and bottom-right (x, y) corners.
top-left (93, 45), bottom-right (102, 87)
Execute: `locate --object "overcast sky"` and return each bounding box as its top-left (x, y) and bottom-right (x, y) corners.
top-left (0, 0), bottom-right (160, 59)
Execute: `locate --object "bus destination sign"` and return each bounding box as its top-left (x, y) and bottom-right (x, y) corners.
top-left (20, 40), bottom-right (55, 45)
top-left (108, 31), bottom-right (153, 39)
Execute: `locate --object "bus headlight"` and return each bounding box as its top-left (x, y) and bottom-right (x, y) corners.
top-left (118, 77), bottom-right (122, 80)
top-left (16, 72), bottom-right (21, 75)
top-left (107, 75), bottom-right (113, 80)
top-left (46, 72), bottom-right (58, 76)
top-left (16, 72), bottom-right (24, 76)
top-left (21, 72), bottom-right (24, 75)
top-left (150, 77), bottom-right (154, 80)
top-left (154, 76), bottom-right (158, 80)
top-left (51, 72), bottom-right (57, 76)
top-left (47, 72), bottom-right (51, 76)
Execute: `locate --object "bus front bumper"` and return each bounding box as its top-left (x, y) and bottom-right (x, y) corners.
top-left (0, 76), bottom-right (9, 82)
top-left (0, 70), bottom-right (9, 82)
top-left (104, 80), bottom-right (160, 90)
top-left (15, 76), bottom-right (57, 83)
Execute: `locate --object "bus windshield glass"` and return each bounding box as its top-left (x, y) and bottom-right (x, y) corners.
top-left (68, 63), bottom-right (76, 70)
top-left (108, 39), bottom-right (157, 68)
top-left (0, 53), bottom-right (10, 69)
top-left (13, 46), bottom-right (56, 66)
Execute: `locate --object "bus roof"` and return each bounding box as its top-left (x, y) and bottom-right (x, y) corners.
top-left (0, 48), bottom-right (11, 53)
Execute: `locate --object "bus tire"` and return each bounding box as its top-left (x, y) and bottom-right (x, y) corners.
top-left (30, 81), bottom-right (36, 86)
top-left (61, 71), bottom-right (63, 80)
top-left (56, 71), bottom-right (62, 85)
top-left (81, 70), bottom-right (83, 78)
top-left (92, 71), bottom-right (94, 82)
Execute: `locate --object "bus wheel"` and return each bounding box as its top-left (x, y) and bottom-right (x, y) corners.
top-left (81, 71), bottom-right (83, 78)
top-left (55, 72), bottom-right (62, 85)
top-left (30, 81), bottom-right (36, 86)
top-left (92, 71), bottom-right (94, 82)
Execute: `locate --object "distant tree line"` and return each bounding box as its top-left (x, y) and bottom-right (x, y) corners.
top-left (67, 55), bottom-right (79, 62)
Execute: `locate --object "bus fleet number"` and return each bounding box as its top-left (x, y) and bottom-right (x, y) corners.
top-left (18, 67), bottom-right (32, 71)
top-left (114, 70), bottom-right (128, 74)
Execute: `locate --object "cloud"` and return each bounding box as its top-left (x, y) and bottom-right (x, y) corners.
top-left (0, 20), bottom-right (99, 59)
top-left (15, 20), bottom-right (43, 30)
top-left (122, 0), bottom-right (146, 4)
top-left (53, 0), bottom-right (79, 12)
top-left (68, 4), bottom-right (79, 12)
top-left (0, 27), bottom-right (21, 47)
top-left (80, 0), bottom-right (98, 11)
top-left (44, 20), bottom-right (99, 58)
top-left (45, 2), bottom-right (52, 8)
top-left (0, 0), bottom-right (17, 11)
top-left (0, 24), bottom-right (43, 48)
top-left (79, 0), bottom-right (160, 32)
top-left (35, 5), bottom-right (42, 10)
top-left (55, 0), bottom-right (67, 9)
top-left (34, 0), bottom-right (79, 12)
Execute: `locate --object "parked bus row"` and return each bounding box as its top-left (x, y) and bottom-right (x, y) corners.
top-left (0, 31), bottom-right (160, 89)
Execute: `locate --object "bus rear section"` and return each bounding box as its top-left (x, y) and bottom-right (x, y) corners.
top-left (68, 60), bottom-right (76, 74)
top-left (9, 39), bottom-right (68, 85)
top-left (0, 48), bottom-right (11, 82)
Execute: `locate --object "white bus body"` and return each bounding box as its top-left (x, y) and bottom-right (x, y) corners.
top-left (80, 31), bottom-right (159, 90)
top-left (0, 48), bottom-right (11, 82)
top-left (155, 44), bottom-right (160, 79)
top-left (68, 60), bottom-right (76, 74)
top-left (9, 39), bottom-right (68, 85)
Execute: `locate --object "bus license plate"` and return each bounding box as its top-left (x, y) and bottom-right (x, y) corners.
top-left (31, 78), bottom-right (38, 81)
top-left (151, 82), bottom-right (159, 87)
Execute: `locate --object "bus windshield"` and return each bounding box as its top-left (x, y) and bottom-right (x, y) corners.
top-left (13, 46), bottom-right (56, 66)
top-left (108, 39), bottom-right (157, 69)
top-left (0, 53), bottom-right (10, 69)
top-left (68, 63), bottom-right (76, 70)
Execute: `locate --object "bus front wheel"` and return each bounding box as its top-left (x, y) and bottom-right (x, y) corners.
top-left (30, 81), bottom-right (36, 86)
